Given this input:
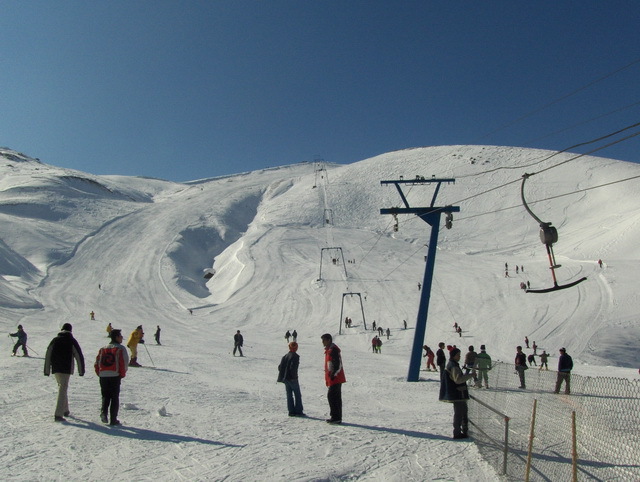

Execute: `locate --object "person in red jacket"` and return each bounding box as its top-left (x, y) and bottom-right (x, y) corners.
top-left (321, 333), bottom-right (346, 424)
top-left (95, 329), bottom-right (129, 426)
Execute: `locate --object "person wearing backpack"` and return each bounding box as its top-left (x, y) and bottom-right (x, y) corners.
top-left (95, 329), bottom-right (129, 426)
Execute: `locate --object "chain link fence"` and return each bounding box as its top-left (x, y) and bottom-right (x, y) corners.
top-left (467, 361), bottom-right (640, 481)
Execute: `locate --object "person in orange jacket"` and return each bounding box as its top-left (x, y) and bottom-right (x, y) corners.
top-left (126, 325), bottom-right (144, 367)
top-left (321, 333), bottom-right (346, 424)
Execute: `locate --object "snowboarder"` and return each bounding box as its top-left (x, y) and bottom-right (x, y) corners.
top-left (277, 342), bottom-right (304, 416)
top-left (233, 330), bottom-right (243, 357)
top-left (154, 325), bottom-right (161, 345)
top-left (554, 348), bottom-right (573, 394)
top-left (44, 323), bottom-right (85, 422)
top-left (10, 325), bottom-right (28, 357)
top-left (126, 325), bottom-right (144, 367)
top-left (439, 347), bottom-right (473, 439)
top-left (539, 350), bottom-right (549, 370)
top-left (474, 345), bottom-right (492, 388)
top-left (95, 329), bottom-right (128, 426)
top-left (515, 346), bottom-right (527, 389)
top-left (321, 333), bottom-right (346, 424)
top-left (423, 345), bottom-right (436, 371)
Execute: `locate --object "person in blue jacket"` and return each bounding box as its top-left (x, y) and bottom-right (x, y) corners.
top-left (554, 347), bottom-right (573, 395)
top-left (439, 347), bottom-right (473, 439)
top-left (10, 325), bottom-right (28, 357)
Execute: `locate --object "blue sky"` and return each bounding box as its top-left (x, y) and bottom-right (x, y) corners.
top-left (1, 1), bottom-right (639, 182)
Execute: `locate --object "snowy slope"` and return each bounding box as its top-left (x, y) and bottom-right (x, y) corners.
top-left (0, 145), bottom-right (639, 481)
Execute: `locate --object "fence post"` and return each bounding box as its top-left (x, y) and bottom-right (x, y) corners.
top-left (503, 416), bottom-right (510, 475)
top-left (571, 411), bottom-right (578, 482)
top-left (525, 399), bottom-right (538, 482)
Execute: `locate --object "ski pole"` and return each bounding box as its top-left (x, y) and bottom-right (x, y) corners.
top-left (26, 344), bottom-right (39, 356)
top-left (143, 343), bottom-right (155, 367)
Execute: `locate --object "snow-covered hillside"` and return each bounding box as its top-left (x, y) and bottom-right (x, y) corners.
top-left (1, 145), bottom-right (638, 480)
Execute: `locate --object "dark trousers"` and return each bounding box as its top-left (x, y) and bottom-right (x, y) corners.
top-left (100, 376), bottom-right (122, 423)
top-left (233, 344), bottom-right (243, 356)
top-left (453, 401), bottom-right (469, 436)
top-left (13, 341), bottom-right (27, 356)
top-left (327, 383), bottom-right (342, 421)
top-left (284, 379), bottom-right (304, 415)
top-left (555, 371), bottom-right (571, 394)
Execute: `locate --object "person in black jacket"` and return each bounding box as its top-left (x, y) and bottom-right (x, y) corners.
top-left (554, 347), bottom-right (573, 394)
top-left (436, 342), bottom-right (447, 375)
top-left (233, 330), bottom-right (244, 356)
top-left (277, 342), bottom-right (304, 416)
top-left (439, 347), bottom-right (473, 439)
top-left (44, 323), bottom-right (85, 422)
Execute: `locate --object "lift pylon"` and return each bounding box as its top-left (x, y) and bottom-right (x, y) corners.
top-left (380, 178), bottom-right (459, 382)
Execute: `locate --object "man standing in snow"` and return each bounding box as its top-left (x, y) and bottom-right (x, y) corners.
top-left (436, 342), bottom-right (447, 375)
top-left (154, 325), bottom-right (161, 345)
top-left (321, 333), bottom-right (346, 424)
top-left (95, 329), bottom-right (128, 426)
top-left (515, 346), bottom-right (527, 389)
top-left (439, 347), bottom-right (473, 439)
top-left (44, 323), bottom-right (85, 422)
top-left (233, 330), bottom-right (244, 356)
top-left (474, 345), bottom-right (492, 388)
top-left (126, 325), bottom-right (144, 367)
top-left (554, 347), bottom-right (573, 394)
top-left (10, 325), bottom-right (28, 357)
top-left (277, 342), bottom-right (304, 416)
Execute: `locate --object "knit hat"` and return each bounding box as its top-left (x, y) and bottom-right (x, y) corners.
top-left (480, 344), bottom-right (486, 350)
top-left (289, 342), bottom-right (298, 352)
top-left (450, 347), bottom-right (461, 359)
top-left (61, 323), bottom-right (72, 332)
top-left (109, 329), bottom-right (122, 341)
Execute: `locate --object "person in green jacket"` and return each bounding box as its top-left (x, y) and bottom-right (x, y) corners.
top-left (474, 345), bottom-right (492, 389)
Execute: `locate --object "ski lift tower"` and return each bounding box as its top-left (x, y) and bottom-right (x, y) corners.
top-left (380, 176), bottom-right (459, 382)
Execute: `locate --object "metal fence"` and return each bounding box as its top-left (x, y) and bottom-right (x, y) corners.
top-left (467, 361), bottom-right (640, 481)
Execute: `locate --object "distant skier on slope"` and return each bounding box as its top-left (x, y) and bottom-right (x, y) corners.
top-left (126, 325), bottom-right (144, 367)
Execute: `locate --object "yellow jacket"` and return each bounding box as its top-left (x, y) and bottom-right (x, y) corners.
top-left (127, 328), bottom-right (144, 347)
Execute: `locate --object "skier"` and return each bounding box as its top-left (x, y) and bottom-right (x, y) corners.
top-left (539, 350), bottom-right (549, 370)
top-left (554, 348), bottom-right (573, 395)
top-left (515, 346), bottom-right (528, 389)
top-left (44, 323), bottom-right (85, 422)
top-left (532, 341), bottom-right (538, 355)
top-left (457, 326), bottom-right (462, 337)
top-left (233, 330), bottom-right (244, 357)
top-left (154, 325), bottom-right (161, 345)
top-left (10, 325), bottom-right (28, 357)
top-left (95, 329), bottom-right (128, 426)
top-left (292, 330), bottom-right (298, 342)
top-left (277, 342), bottom-right (304, 417)
top-left (385, 328), bottom-right (390, 340)
top-left (321, 333), bottom-right (346, 424)
top-left (376, 337), bottom-right (383, 353)
top-left (126, 325), bottom-right (144, 367)
top-left (90, 311), bottom-right (95, 321)
top-left (285, 330), bottom-right (291, 343)
top-left (371, 336), bottom-right (378, 353)
top-left (524, 336), bottom-right (529, 348)
top-left (106, 323), bottom-right (112, 337)
top-left (439, 347), bottom-right (473, 439)
top-left (372, 320), bottom-right (376, 332)
top-left (474, 345), bottom-right (492, 388)
top-left (527, 353), bottom-right (537, 366)
top-left (423, 345), bottom-right (436, 371)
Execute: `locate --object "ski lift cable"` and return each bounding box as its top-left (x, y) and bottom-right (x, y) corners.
top-left (471, 57), bottom-right (640, 143)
